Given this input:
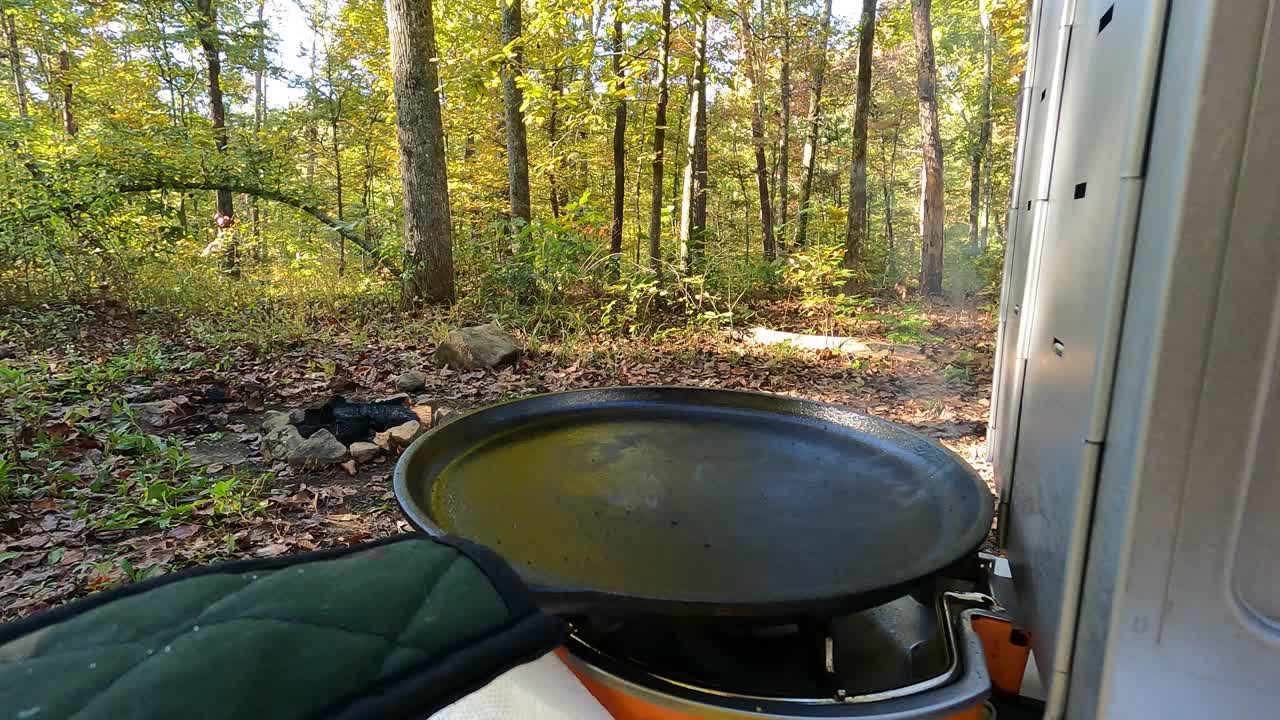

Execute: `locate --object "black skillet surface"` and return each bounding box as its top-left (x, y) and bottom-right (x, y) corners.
top-left (394, 387), bottom-right (993, 618)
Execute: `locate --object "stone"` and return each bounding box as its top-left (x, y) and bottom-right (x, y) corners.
top-left (349, 441), bottom-right (382, 462)
top-left (433, 323), bottom-right (521, 370)
top-left (388, 420), bottom-right (424, 448)
top-left (261, 410), bottom-right (293, 433)
top-left (432, 407), bottom-right (458, 427)
top-left (413, 394), bottom-right (432, 406)
top-left (287, 408), bottom-right (307, 424)
top-left (286, 429), bottom-right (348, 467)
top-left (410, 404), bottom-right (433, 426)
top-left (395, 370), bottom-right (428, 392)
top-left (187, 436), bottom-right (251, 468)
top-left (261, 425), bottom-right (305, 463)
top-left (131, 398), bottom-right (185, 431)
top-left (373, 429), bottom-right (392, 450)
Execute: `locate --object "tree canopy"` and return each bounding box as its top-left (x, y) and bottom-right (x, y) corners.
top-left (0, 0), bottom-right (1028, 308)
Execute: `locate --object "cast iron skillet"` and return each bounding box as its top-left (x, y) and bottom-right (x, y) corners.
top-left (394, 387), bottom-right (993, 619)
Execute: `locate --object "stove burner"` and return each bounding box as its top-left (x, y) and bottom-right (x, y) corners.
top-left (570, 595), bottom-right (946, 699)
top-left (563, 582), bottom-right (1002, 720)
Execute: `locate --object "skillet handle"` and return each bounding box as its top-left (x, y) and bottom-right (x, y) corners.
top-left (527, 586), bottom-right (604, 616)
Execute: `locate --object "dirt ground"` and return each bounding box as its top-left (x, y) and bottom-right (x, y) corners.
top-left (0, 299), bottom-right (996, 620)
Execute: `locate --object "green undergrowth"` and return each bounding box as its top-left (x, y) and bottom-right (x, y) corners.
top-left (0, 326), bottom-right (270, 528)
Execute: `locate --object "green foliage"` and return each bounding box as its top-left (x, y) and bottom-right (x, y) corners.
top-left (0, 334), bottom-right (269, 524)
top-left (0, 0), bottom-right (1023, 321)
top-left (874, 304), bottom-right (942, 345)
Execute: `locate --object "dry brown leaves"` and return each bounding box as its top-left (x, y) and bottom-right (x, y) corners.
top-left (1, 297), bottom-right (995, 620)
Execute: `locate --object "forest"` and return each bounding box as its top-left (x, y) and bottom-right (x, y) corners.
top-left (0, 0), bottom-right (1026, 615)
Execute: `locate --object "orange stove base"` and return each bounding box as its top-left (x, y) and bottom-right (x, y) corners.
top-left (556, 648), bottom-right (986, 720)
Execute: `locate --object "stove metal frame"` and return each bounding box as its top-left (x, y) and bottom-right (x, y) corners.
top-left (562, 592), bottom-right (1002, 719)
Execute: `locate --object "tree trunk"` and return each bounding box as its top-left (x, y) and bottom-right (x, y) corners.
top-left (5, 14), bottom-right (28, 118)
top-left (678, 7), bottom-right (708, 274)
top-left (842, 0), bottom-right (877, 291)
top-left (331, 96), bottom-right (345, 274)
top-left (57, 47), bottom-right (75, 136)
top-left (577, 14), bottom-right (595, 193)
top-left (303, 27), bottom-right (317, 246)
top-left (981, 130), bottom-right (993, 249)
top-left (794, 0), bottom-right (832, 248)
top-left (500, 0), bottom-right (531, 226)
top-left (670, 63), bottom-right (691, 217)
top-left (775, 0), bottom-right (791, 246)
top-left (610, 1), bottom-right (626, 261)
top-left (195, 0), bottom-right (234, 272)
top-left (548, 67), bottom-right (562, 219)
top-left (647, 0), bottom-right (670, 274)
top-left (736, 0), bottom-right (774, 261)
top-left (882, 120), bottom-right (900, 280)
top-left (972, 0), bottom-right (993, 253)
top-left (912, 0), bottom-right (945, 296)
top-left (388, 0), bottom-right (455, 305)
top-left (252, 0), bottom-right (266, 262)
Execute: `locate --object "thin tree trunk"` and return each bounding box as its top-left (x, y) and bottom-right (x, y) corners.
top-left (776, 0), bottom-right (791, 246)
top-left (548, 67), bottom-right (562, 218)
top-left (912, 0), bottom-right (945, 295)
top-left (610, 0), bottom-right (626, 261)
top-left (577, 14), bottom-right (594, 192)
top-left (500, 0), bottom-right (531, 226)
top-left (972, 0), bottom-right (993, 253)
top-left (843, 0), bottom-right (877, 291)
top-left (195, 0), bottom-right (235, 272)
top-left (57, 47), bottom-right (75, 136)
top-left (981, 133), bottom-right (993, 249)
top-left (647, 0), bottom-right (671, 273)
top-left (633, 97), bottom-right (647, 264)
top-left (5, 15), bottom-right (28, 118)
top-left (304, 26), bottom-right (317, 245)
top-left (670, 63), bottom-right (691, 217)
top-left (736, 0), bottom-right (774, 261)
top-left (252, 0), bottom-right (266, 262)
top-left (679, 7), bottom-right (708, 274)
top-left (34, 45), bottom-right (56, 126)
top-left (794, 0), bottom-right (832, 248)
top-left (882, 120), bottom-right (900, 280)
top-left (331, 96), bottom-right (345, 273)
top-left (388, 0), bottom-right (455, 305)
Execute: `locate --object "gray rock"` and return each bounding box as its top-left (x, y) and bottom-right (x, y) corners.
top-left (261, 410), bottom-right (293, 433)
top-left (395, 370), bottom-right (428, 392)
top-left (131, 398), bottom-right (185, 431)
top-left (286, 429), bottom-right (348, 467)
top-left (413, 394), bottom-right (433, 407)
top-left (388, 420), bottom-right (424, 447)
top-left (187, 436), bottom-right (251, 467)
top-left (433, 323), bottom-right (521, 370)
top-left (262, 425), bottom-right (305, 463)
top-left (349, 441), bottom-right (382, 462)
top-left (287, 408), bottom-right (307, 424)
top-left (432, 407), bottom-right (458, 427)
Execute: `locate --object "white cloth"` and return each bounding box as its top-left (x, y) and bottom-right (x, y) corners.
top-left (430, 654), bottom-right (613, 720)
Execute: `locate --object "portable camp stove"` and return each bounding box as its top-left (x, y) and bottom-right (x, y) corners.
top-left (559, 567), bottom-right (1018, 720)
